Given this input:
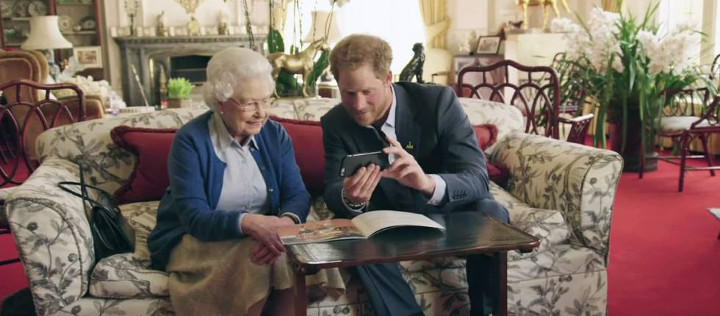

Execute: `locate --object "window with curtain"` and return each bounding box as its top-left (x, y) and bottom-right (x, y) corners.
top-left (657, 0), bottom-right (703, 65)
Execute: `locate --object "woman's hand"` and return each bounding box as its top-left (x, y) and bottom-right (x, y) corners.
top-left (241, 214), bottom-right (295, 265)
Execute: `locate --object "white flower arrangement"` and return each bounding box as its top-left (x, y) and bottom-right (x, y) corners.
top-left (551, 5), bottom-right (707, 149)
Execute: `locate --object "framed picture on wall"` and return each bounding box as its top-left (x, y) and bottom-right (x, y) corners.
top-left (73, 46), bottom-right (103, 68)
top-left (475, 36), bottom-right (502, 55)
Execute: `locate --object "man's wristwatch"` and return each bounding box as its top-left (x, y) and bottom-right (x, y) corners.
top-left (343, 197), bottom-right (367, 209)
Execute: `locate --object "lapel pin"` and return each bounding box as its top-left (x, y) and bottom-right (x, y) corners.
top-left (405, 142), bottom-right (414, 150)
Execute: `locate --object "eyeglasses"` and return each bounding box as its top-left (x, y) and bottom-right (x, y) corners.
top-left (227, 97), bottom-right (276, 112)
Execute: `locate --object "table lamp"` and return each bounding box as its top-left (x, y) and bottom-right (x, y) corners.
top-left (304, 10), bottom-right (341, 83)
top-left (304, 10), bottom-right (341, 47)
top-left (21, 16), bottom-right (73, 80)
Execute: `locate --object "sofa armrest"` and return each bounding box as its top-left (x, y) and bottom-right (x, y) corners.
top-left (5, 158), bottom-right (94, 316)
top-left (489, 132), bottom-right (623, 260)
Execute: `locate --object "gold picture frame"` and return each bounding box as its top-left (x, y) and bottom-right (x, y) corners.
top-left (475, 35), bottom-right (502, 55)
top-left (73, 46), bottom-right (103, 68)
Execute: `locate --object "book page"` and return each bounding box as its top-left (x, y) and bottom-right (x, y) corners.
top-left (352, 210), bottom-right (446, 237)
top-left (278, 219), bottom-right (366, 245)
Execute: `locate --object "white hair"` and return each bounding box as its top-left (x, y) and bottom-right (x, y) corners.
top-left (203, 47), bottom-right (275, 112)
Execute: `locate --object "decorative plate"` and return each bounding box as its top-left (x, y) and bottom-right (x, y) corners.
top-left (0, 1), bottom-right (10, 15)
top-left (58, 15), bottom-right (72, 32)
top-left (12, 0), bottom-right (30, 17)
top-left (27, 1), bottom-right (48, 16)
top-left (80, 16), bottom-right (96, 30)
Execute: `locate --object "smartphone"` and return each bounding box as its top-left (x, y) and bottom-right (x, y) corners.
top-left (339, 151), bottom-right (390, 177)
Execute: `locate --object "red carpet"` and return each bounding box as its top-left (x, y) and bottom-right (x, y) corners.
top-left (1, 160), bottom-right (720, 315)
top-left (608, 159), bottom-right (720, 316)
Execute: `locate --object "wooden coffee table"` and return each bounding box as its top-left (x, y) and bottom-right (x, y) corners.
top-left (287, 211), bottom-right (540, 316)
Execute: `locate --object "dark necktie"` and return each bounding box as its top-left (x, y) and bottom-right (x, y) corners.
top-left (370, 123), bottom-right (390, 148)
top-left (370, 124), bottom-right (418, 211)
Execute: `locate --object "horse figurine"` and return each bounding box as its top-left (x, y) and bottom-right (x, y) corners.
top-left (517, 0), bottom-right (570, 30)
top-left (268, 39), bottom-right (330, 97)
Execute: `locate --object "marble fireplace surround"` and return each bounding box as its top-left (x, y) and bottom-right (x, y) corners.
top-left (114, 35), bottom-right (266, 107)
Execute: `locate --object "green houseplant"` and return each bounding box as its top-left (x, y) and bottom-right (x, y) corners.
top-left (166, 77), bottom-right (193, 108)
top-left (551, 2), bottom-right (708, 171)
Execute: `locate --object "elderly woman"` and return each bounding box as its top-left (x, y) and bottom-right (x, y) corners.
top-left (147, 47), bottom-right (309, 316)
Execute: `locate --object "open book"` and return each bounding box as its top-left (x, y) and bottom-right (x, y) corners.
top-left (278, 210), bottom-right (446, 245)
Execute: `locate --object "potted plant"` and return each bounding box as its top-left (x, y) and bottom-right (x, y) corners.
top-left (551, 2), bottom-right (712, 172)
top-left (166, 77), bottom-right (193, 108)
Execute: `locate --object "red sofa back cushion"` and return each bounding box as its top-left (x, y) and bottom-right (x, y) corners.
top-left (272, 116), bottom-right (325, 196)
top-left (111, 126), bottom-right (177, 204)
top-left (473, 123), bottom-right (498, 151)
top-left (473, 123), bottom-right (509, 184)
top-left (108, 120), bottom-right (507, 204)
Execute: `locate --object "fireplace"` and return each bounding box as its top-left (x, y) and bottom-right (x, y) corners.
top-left (170, 55), bottom-right (212, 83)
top-left (115, 35), bottom-right (265, 107)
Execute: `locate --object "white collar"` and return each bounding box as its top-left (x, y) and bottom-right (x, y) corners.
top-left (211, 111), bottom-right (257, 150)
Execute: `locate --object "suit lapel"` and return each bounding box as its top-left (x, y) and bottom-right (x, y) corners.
top-left (377, 84), bottom-right (423, 211)
top-left (392, 84), bottom-right (421, 157)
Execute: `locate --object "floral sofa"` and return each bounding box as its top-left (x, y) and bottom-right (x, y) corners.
top-left (5, 97), bottom-right (623, 316)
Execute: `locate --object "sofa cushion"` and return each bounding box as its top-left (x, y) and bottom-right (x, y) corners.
top-left (119, 200), bottom-right (161, 263)
top-left (89, 252), bottom-right (169, 298)
top-left (272, 116), bottom-right (325, 197)
top-left (459, 98), bottom-right (525, 153)
top-left (473, 123), bottom-right (510, 185)
top-left (473, 123), bottom-right (497, 151)
top-left (287, 97), bottom-right (341, 121)
top-left (111, 126), bottom-right (176, 204)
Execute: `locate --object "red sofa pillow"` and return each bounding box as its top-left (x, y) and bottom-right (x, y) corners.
top-left (272, 116), bottom-right (325, 197)
top-left (473, 124), bottom-right (498, 151)
top-left (111, 126), bottom-right (177, 204)
top-left (473, 123), bottom-right (509, 184)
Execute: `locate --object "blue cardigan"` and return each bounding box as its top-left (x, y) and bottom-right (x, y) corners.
top-left (148, 111), bottom-right (310, 270)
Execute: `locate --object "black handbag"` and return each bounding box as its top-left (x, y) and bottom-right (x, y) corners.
top-left (58, 164), bottom-right (135, 261)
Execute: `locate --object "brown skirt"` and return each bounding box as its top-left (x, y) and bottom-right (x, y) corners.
top-left (167, 235), bottom-right (345, 316)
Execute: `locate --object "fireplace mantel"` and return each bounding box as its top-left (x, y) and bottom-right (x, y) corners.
top-left (115, 35), bottom-right (266, 106)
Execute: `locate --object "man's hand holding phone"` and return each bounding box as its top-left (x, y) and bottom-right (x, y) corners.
top-left (381, 138), bottom-right (435, 196)
top-left (342, 164), bottom-right (383, 206)
top-left (340, 137), bottom-right (436, 205)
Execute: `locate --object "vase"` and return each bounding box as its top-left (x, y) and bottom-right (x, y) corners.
top-left (608, 109), bottom-right (658, 172)
top-left (167, 98), bottom-right (191, 108)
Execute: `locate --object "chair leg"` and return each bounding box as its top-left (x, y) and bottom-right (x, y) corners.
top-left (0, 258), bottom-right (20, 266)
top-left (699, 133), bottom-right (715, 176)
top-left (679, 134), bottom-right (690, 192)
top-left (639, 135), bottom-right (646, 179)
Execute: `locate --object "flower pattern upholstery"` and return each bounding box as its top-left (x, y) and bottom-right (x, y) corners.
top-left (6, 101), bottom-right (622, 316)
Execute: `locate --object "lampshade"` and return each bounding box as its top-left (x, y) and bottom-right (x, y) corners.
top-left (21, 16), bottom-right (73, 50)
top-left (304, 10), bottom-right (341, 45)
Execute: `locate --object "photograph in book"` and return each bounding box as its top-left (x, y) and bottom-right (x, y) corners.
top-left (278, 210), bottom-right (446, 245)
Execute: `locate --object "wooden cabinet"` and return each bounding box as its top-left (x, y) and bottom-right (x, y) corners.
top-left (1, 0), bottom-right (105, 79)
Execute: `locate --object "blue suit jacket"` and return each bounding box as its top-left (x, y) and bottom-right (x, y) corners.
top-left (148, 111), bottom-right (310, 270)
top-left (321, 82), bottom-right (491, 218)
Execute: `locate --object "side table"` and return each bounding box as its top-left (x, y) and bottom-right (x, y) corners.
top-left (286, 211), bottom-right (540, 316)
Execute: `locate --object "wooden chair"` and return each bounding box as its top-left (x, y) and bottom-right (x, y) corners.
top-left (0, 79), bottom-right (86, 266)
top-left (550, 52), bottom-right (595, 144)
top-left (646, 87), bottom-right (720, 191)
top-left (0, 50), bottom-right (44, 105)
top-left (457, 59), bottom-right (593, 144)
